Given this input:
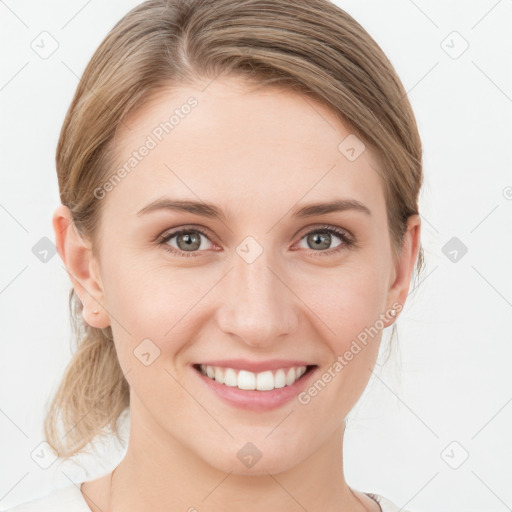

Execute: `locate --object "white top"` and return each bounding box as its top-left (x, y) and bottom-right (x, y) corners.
top-left (1, 484), bottom-right (412, 512)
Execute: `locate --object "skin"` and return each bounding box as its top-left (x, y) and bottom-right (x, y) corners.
top-left (53, 76), bottom-right (420, 511)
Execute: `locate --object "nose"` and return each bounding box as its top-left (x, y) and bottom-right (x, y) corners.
top-left (215, 246), bottom-right (299, 348)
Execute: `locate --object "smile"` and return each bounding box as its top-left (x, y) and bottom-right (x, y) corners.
top-left (192, 361), bottom-right (318, 411)
top-left (195, 364), bottom-right (313, 391)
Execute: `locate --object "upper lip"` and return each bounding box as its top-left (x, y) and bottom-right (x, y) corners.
top-left (194, 359), bottom-right (315, 373)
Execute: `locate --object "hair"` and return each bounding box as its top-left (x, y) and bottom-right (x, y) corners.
top-left (45, 0), bottom-right (425, 460)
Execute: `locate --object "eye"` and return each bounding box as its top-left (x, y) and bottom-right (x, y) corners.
top-left (157, 224), bottom-right (355, 258)
top-left (295, 225), bottom-right (354, 257)
top-left (157, 227), bottom-right (215, 258)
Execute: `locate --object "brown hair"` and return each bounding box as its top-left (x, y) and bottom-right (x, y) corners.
top-left (45, 0), bottom-right (424, 459)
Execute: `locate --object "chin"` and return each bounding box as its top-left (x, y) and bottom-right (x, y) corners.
top-left (199, 437), bottom-right (307, 476)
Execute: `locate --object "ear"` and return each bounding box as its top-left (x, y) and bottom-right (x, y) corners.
top-left (385, 214), bottom-right (421, 323)
top-left (52, 204), bottom-right (110, 329)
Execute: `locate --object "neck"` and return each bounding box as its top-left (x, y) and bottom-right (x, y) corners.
top-left (109, 400), bottom-right (368, 512)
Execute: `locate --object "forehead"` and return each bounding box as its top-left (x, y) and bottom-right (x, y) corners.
top-left (105, 76), bottom-right (385, 221)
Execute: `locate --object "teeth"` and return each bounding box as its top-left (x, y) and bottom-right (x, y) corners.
top-left (285, 367), bottom-right (296, 386)
top-left (198, 364), bottom-right (309, 391)
top-left (224, 368), bottom-right (237, 387)
top-left (214, 367), bottom-right (224, 384)
top-left (238, 370), bottom-right (256, 390)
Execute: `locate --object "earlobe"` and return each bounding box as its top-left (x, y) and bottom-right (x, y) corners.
top-left (52, 204), bottom-right (110, 329)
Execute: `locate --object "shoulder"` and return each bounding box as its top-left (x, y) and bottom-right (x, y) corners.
top-left (0, 483), bottom-right (90, 512)
top-left (366, 492), bottom-right (416, 512)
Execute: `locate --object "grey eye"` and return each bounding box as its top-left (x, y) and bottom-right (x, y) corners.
top-left (298, 230), bottom-right (343, 251)
top-left (166, 230), bottom-right (212, 252)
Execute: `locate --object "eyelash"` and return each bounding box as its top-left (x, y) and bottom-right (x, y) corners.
top-left (156, 225), bottom-right (355, 258)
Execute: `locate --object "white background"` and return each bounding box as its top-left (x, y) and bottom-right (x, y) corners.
top-left (0, 1), bottom-right (511, 510)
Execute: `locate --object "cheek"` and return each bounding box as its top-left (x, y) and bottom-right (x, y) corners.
top-left (102, 256), bottom-right (218, 371)
top-left (303, 261), bottom-right (388, 347)
top-left (104, 242), bottom-right (389, 359)
top-left (294, 268), bottom-right (387, 426)
top-left (102, 260), bottom-right (199, 410)
top-left (102, 254), bottom-right (192, 329)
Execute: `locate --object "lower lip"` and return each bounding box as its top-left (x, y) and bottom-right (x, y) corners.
top-left (193, 365), bottom-right (318, 411)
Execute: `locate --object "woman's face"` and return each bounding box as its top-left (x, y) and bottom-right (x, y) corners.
top-left (68, 76), bottom-right (419, 474)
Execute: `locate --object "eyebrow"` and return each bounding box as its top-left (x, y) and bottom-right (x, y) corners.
top-left (136, 197), bottom-right (371, 219)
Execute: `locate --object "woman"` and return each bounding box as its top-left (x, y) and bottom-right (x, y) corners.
top-left (5, 0), bottom-right (424, 510)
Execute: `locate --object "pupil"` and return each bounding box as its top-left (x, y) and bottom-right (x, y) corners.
top-left (178, 232), bottom-right (200, 250)
top-left (309, 232), bottom-right (330, 250)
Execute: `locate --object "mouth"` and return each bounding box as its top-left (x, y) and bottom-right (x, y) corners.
top-left (191, 362), bottom-right (319, 411)
top-left (192, 363), bottom-right (317, 391)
